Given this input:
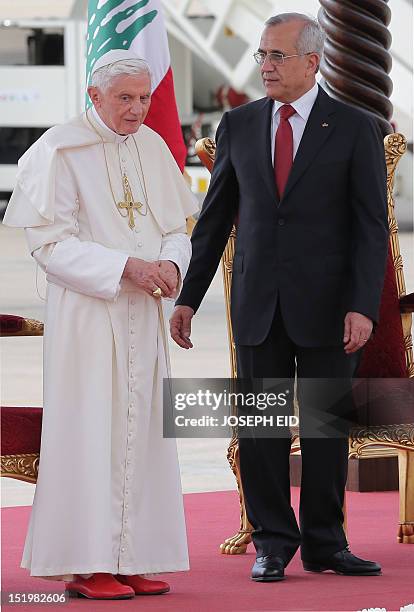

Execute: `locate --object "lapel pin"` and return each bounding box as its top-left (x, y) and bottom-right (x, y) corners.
top-left (322, 122), bottom-right (329, 127)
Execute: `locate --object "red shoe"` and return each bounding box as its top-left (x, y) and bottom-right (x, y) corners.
top-left (115, 574), bottom-right (170, 595)
top-left (65, 573), bottom-right (135, 599)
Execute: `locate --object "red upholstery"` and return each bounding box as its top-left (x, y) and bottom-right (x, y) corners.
top-left (1, 407), bottom-right (42, 455)
top-left (353, 378), bottom-right (414, 426)
top-left (354, 244), bottom-right (413, 428)
top-left (0, 315), bottom-right (25, 335)
top-left (0, 316), bottom-right (44, 460)
top-left (358, 245), bottom-right (407, 378)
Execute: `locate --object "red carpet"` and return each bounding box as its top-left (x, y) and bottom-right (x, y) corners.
top-left (2, 489), bottom-right (413, 611)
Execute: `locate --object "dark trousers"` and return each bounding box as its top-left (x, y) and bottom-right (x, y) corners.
top-left (236, 305), bottom-right (360, 563)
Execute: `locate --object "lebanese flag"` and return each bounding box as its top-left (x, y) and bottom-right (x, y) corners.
top-left (86, 0), bottom-right (187, 171)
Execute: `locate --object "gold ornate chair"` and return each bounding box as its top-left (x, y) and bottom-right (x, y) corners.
top-left (1, 315), bottom-right (43, 483)
top-left (195, 132), bottom-right (414, 550)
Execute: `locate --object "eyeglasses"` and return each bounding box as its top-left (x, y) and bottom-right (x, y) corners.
top-left (253, 51), bottom-right (311, 66)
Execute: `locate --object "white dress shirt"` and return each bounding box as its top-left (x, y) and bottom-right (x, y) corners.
top-left (271, 82), bottom-right (319, 164)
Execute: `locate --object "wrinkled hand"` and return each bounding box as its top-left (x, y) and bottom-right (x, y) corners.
top-left (122, 257), bottom-right (173, 298)
top-left (157, 260), bottom-right (179, 298)
top-left (343, 312), bottom-right (373, 354)
top-left (170, 305), bottom-right (194, 349)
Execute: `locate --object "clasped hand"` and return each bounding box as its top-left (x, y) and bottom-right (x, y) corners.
top-left (123, 257), bottom-right (178, 298)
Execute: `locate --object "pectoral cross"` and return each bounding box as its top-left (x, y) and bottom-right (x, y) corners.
top-left (117, 174), bottom-right (143, 229)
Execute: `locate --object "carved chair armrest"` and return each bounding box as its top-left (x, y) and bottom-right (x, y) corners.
top-left (0, 314), bottom-right (44, 336)
top-left (195, 138), bottom-right (216, 173)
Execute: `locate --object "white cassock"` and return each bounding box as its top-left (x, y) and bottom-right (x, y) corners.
top-left (4, 108), bottom-right (199, 579)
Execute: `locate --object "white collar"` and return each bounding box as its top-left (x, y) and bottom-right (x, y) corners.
top-left (91, 105), bottom-right (130, 143)
top-left (272, 82), bottom-right (319, 121)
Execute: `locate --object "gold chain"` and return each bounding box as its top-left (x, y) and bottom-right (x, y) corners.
top-left (85, 109), bottom-right (149, 226)
top-left (126, 136), bottom-right (150, 215)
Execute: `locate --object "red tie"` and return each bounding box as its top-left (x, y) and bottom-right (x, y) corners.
top-left (274, 104), bottom-right (296, 198)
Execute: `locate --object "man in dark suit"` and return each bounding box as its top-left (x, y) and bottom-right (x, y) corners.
top-left (171, 13), bottom-right (388, 581)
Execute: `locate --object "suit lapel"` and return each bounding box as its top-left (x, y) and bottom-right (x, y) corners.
top-left (251, 97), bottom-right (279, 204)
top-left (281, 86), bottom-right (336, 202)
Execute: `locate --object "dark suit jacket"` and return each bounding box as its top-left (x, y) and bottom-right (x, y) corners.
top-left (177, 86), bottom-right (389, 347)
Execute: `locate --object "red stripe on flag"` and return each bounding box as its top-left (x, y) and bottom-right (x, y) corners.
top-left (144, 67), bottom-right (187, 172)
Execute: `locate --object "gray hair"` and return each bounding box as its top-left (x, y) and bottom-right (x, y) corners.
top-left (264, 13), bottom-right (325, 57)
top-left (91, 59), bottom-right (152, 91)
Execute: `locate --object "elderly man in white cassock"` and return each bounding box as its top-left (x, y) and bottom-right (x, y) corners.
top-left (3, 49), bottom-right (198, 600)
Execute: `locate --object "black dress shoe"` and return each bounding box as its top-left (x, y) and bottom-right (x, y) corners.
top-left (251, 555), bottom-right (285, 582)
top-left (302, 548), bottom-right (381, 576)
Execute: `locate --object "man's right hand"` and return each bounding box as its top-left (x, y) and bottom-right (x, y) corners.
top-left (122, 257), bottom-right (172, 297)
top-left (170, 306), bottom-right (194, 349)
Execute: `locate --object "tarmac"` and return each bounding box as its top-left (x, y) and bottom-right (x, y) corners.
top-left (1, 225), bottom-right (413, 508)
